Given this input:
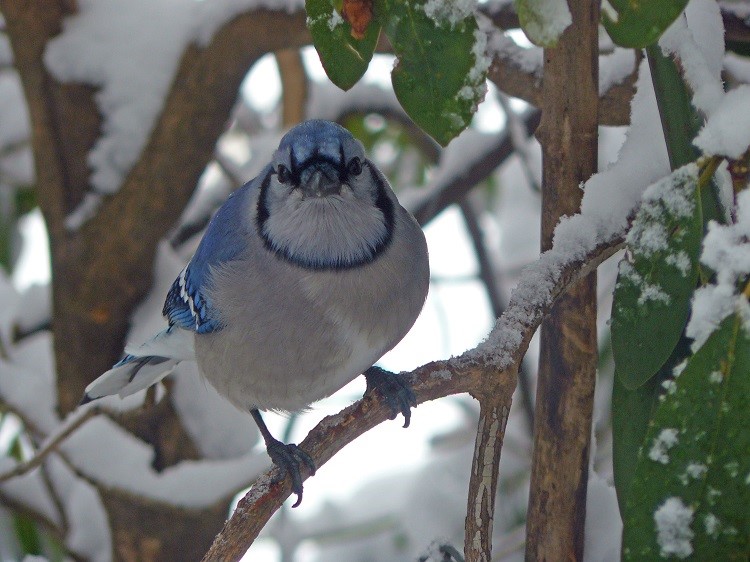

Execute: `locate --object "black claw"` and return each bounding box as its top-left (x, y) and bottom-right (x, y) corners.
top-left (364, 366), bottom-right (417, 428)
top-left (251, 409), bottom-right (316, 507)
top-left (266, 440), bottom-right (316, 507)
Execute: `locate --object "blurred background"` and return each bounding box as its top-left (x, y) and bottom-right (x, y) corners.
top-left (0, 5), bottom-right (634, 561)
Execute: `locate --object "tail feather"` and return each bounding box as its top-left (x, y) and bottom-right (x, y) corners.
top-left (81, 327), bottom-right (194, 404)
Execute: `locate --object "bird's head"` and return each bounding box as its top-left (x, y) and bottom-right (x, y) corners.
top-left (256, 120), bottom-right (395, 270)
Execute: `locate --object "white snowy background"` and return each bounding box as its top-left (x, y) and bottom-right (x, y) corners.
top-left (1, 0), bottom-right (749, 560)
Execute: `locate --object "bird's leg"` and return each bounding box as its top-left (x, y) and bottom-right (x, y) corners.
top-left (363, 366), bottom-right (417, 428)
top-left (250, 409), bottom-right (316, 507)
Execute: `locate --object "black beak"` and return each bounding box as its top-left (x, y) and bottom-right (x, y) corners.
top-left (301, 169), bottom-right (341, 197)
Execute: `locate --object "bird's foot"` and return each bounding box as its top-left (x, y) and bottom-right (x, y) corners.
top-left (265, 439), bottom-right (316, 508)
top-left (364, 366), bottom-right (417, 428)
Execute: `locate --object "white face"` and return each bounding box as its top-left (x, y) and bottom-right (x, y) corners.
top-left (256, 122), bottom-right (395, 270)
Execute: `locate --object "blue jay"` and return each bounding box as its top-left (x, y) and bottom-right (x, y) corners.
top-left (81, 120), bottom-right (430, 505)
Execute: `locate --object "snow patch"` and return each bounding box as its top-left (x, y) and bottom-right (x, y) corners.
top-left (44, 0), bottom-right (302, 200)
top-left (687, 189), bottom-right (750, 350)
top-left (518, 0), bottom-right (572, 46)
top-left (654, 497), bottom-right (694, 559)
top-left (648, 428), bottom-right (679, 465)
top-left (422, 0), bottom-right (476, 28)
top-left (694, 86), bottom-right (750, 159)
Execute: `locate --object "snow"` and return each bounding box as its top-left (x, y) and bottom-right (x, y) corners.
top-left (0, 467), bottom-right (63, 528)
top-left (486, 31), bottom-right (544, 77)
top-left (469, 58), bottom-right (669, 365)
top-left (703, 513), bottom-right (720, 538)
top-left (44, 0), bottom-right (303, 201)
top-left (724, 53), bottom-right (750, 85)
top-left (517, 0), bottom-right (572, 47)
top-left (654, 497), bottom-right (695, 559)
top-left (171, 362), bottom-right (260, 459)
top-left (305, 80), bottom-right (402, 125)
top-left (583, 471), bottom-right (622, 561)
top-left (599, 48), bottom-right (636, 95)
top-left (60, 414), bottom-right (269, 508)
top-left (679, 462), bottom-right (708, 485)
top-left (46, 456), bottom-right (111, 562)
top-left (576, 60), bottom-right (670, 240)
top-left (0, 72), bottom-right (30, 148)
top-left (659, 1), bottom-right (724, 115)
top-left (0, 333), bottom-right (58, 434)
top-left (458, 28), bottom-right (491, 114)
top-left (694, 85), bottom-right (750, 158)
top-left (665, 251), bottom-right (692, 277)
top-left (325, 9), bottom-right (344, 31)
top-left (422, 0), bottom-right (476, 28)
top-left (0, 32), bottom-right (12, 67)
top-left (648, 428), bottom-right (679, 465)
top-left (656, 0), bottom-right (750, 160)
top-left (687, 189), bottom-right (750, 350)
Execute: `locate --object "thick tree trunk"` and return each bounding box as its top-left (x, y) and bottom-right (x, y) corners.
top-left (525, 0), bottom-right (600, 559)
top-left (0, 3), bottom-right (309, 560)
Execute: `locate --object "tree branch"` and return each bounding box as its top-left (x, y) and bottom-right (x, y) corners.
top-left (201, 229), bottom-right (625, 561)
top-left (0, 406), bottom-right (99, 483)
top-left (412, 110), bottom-right (542, 226)
top-left (464, 398), bottom-right (511, 562)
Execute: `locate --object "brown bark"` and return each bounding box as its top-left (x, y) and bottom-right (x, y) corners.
top-left (525, 0), bottom-right (599, 560)
top-left (276, 48), bottom-right (308, 127)
top-left (102, 489), bottom-right (229, 562)
top-left (464, 399), bottom-right (512, 562)
top-left (0, 3), bottom-right (309, 560)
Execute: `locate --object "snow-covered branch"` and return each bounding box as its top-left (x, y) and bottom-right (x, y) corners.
top-left (201, 224), bottom-right (624, 561)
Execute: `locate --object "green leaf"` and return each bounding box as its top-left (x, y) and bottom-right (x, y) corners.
top-left (611, 164), bottom-right (702, 389)
top-left (612, 333), bottom-right (693, 515)
top-left (306, 0), bottom-right (380, 90)
top-left (514, 0), bottom-right (571, 47)
top-left (646, 46), bottom-right (724, 227)
top-left (602, 0), bottom-right (689, 48)
top-left (623, 313), bottom-right (750, 560)
top-left (378, 0), bottom-right (488, 146)
top-left (612, 363), bottom-right (668, 513)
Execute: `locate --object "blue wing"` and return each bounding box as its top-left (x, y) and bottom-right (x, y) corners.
top-left (163, 175), bottom-right (262, 333)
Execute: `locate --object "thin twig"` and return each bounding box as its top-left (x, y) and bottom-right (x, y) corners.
top-left (0, 406), bottom-right (99, 483)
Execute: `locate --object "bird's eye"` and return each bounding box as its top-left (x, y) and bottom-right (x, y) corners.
top-left (276, 165), bottom-right (292, 184)
top-left (347, 157), bottom-right (362, 177)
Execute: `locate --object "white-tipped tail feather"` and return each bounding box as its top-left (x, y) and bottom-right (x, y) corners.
top-left (81, 327), bottom-right (195, 404)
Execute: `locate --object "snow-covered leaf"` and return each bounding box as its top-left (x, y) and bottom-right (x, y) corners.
top-left (611, 164), bottom-right (702, 389)
top-left (514, 0), bottom-right (571, 47)
top-left (378, 0), bottom-right (488, 146)
top-left (306, 0), bottom-right (380, 90)
top-left (623, 312), bottom-right (750, 559)
top-left (602, 0), bottom-right (689, 48)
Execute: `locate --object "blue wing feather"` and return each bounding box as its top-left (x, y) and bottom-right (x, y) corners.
top-left (163, 173), bottom-right (264, 333)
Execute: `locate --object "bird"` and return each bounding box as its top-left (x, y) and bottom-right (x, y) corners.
top-left (81, 119), bottom-right (430, 506)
